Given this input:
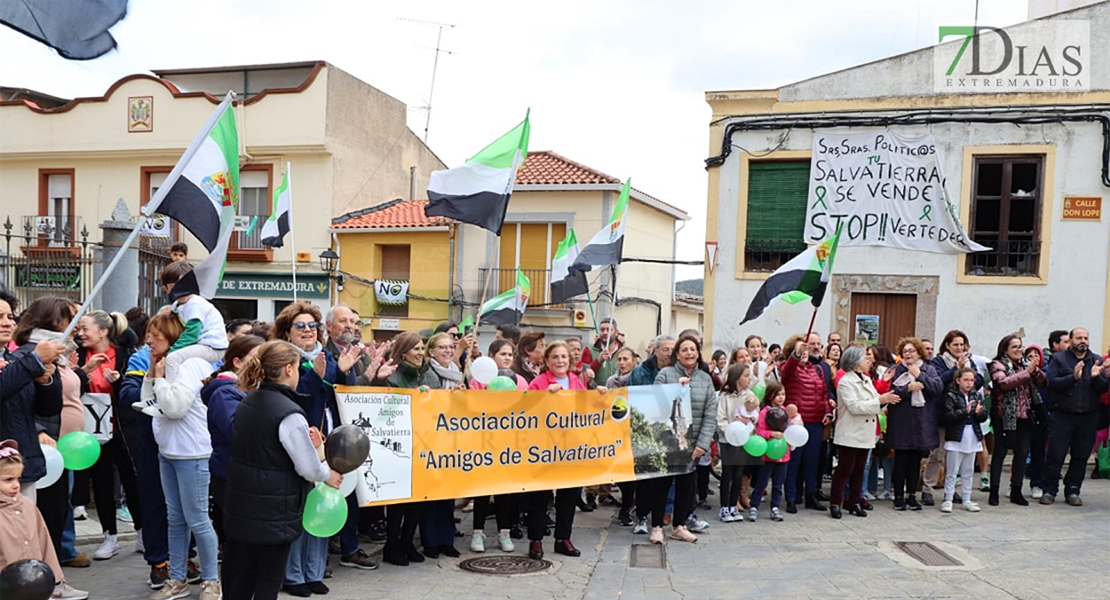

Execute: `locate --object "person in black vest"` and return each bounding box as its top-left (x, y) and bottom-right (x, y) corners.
top-left (222, 341), bottom-right (342, 600)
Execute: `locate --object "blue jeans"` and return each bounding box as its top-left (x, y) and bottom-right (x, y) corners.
top-left (137, 423), bottom-right (169, 565)
top-left (339, 492), bottom-right (361, 557)
top-left (284, 532), bottom-right (327, 585)
top-left (1043, 411), bottom-right (1098, 497)
top-left (159, 456), bottom-right (218, 582)
top-left (751, 461), bottom-right (788, 509)
top-left (58, 471), bottom-right (77, 562)
top-left (785, 422), bottom-right (824, 502)
top-left (419, 499), bottom-right (456, 549)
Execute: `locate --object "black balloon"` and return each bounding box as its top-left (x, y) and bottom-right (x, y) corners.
top-left (325, 424), bottom-right (370, 474)
top-left (765, 407), bottom-right (788, 432)
top-left (0, 559), bottom-right (54, 600)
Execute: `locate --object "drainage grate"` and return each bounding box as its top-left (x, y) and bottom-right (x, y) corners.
top-left (895, 542), bottom-right (964, 567)
top-left (458, 556), bottom-right (552, 575)
top-left (629, 544), bottom-right (666, 569)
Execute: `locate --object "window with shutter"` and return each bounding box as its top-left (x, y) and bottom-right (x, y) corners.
top-left (966, 155), bottom-right (1044, 276)
top-left (497, 222), bottom-right (565, 304)
top-left (744, 161), bottom-right (809, 271)
top-left (379, 245), bottom-right (410, 316)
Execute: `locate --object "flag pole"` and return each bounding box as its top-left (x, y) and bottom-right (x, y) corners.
top-left (60, 92), bottom-right (237, 340)
top-left (287, 162), bottom-right (298, 303)
top-left (584, 286), bottom-right (599, 334)
top-left (803, 306), bottom-right (819, 342)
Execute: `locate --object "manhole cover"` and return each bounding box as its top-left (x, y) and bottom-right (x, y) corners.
top-left (629, 544), bottom-right (666, 569)
top-left (895, 542), bottom-right (964, 567)
top-left (458, 556), bottom-right (552, 575)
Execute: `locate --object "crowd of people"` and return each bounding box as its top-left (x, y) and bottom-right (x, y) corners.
top-left (2, 265), bottom-right (1108, 599)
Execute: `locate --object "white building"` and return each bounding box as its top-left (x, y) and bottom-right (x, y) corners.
top-left (703, 2), bottom-right (1110, 355)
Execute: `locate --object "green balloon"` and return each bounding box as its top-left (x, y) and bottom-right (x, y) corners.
top-left (878, 413), bottom-right (888, 432)
top-left (303, 484), bottom-right (348, 538)
top-left (744, 434), bottom-right (768, 457)
top-left (487, 375), bottom-right (517, 391)
top-left (765, 437), bottom-right (788, 460)
top-left (57, 432), bottom-right (100, 471)
top-left (752, 381), bottom-right (767, 401)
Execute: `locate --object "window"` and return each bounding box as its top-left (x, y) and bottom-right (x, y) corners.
top-left (141, 167), bottom-right (178, 247)
top-left (498, 222), bottom-right (566, 304)
top-left (744, 161), bottom-right (809, 271)
top-left (231, 167), bottom-right (272, 254)
top-left (378, 245), bottom-right (410, 317)
top-left (37, 169), bottom-right (75, 246)
top-left (966, 155), bottom-right (1044, 276)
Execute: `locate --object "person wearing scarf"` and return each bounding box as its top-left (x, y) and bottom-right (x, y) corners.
top-left (885, 337), bottom-right (943, 511)
top-left (988, 335), bottom-right (1047, 507)
top-left (419, 333), bottom-right (464, 560)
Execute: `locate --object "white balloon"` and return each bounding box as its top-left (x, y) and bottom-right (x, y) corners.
top-left (38, 444), bottom-right (64, 488)
top-left (724, 422), bottom-right (750, 446)
top-left (339, 468), bottom-right (359, 497)
top-left (471, 357), bottom-right (498, 385)
top-left (784, 425), bottom-right (809, 447)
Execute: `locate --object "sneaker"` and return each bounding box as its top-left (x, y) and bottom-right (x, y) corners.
top-left (685, 514), bottom-right (710, 532)
top-left (649, 526), bottom-right (665, 544)
top-left (135, 529), bottom-right (145, 554)
top-left (1031, 486), bottom-right (1044, 499)
top-left (460, 500), bottom-right (474, 513)
top-left (600, 495), bottom-right (621, 507)
top-left (878, 490), bottom-right (893, 501)
top-left (198, 581), bottom-right (221, 600)
top-left (729, 507), bottom-right (744, 522)
top-left (52, 581), bottom-right (89, 600)
top-left (980, 475), bottom-right (990, 491)
top-left (770, 507), bottom-right (784, 522)
top-left (339, 548), bottom-right (379, 570)
top-left (73, 506), bottom-right (88, 521)
top-left (470, 532), bottom-right (486, 553)
top-left (893, 498), bottom-right (907, 511)
top-left (633, 516), bottom-right (649, 534)
top-left (748, 507), bottom-right (758, 522)
top-left (61, 554), bottom-right (90, 569)
top-left (93, 533), bottom-right (120, 560)
top-left (920, 492), bottom-right (935, 507)
top-left (149, 579), bottom-right (189, 600)
top-left (618, 510), bottom-right (634, 526)
top-left (940, 501), bottom-right (953, 513)
top-left (186, 558), bottom-right (201, 584)
top-left (148, 563), bottom-right (169, 590)
top-left (718, 507), bottom-right (732, 522)
top-left (1039, 493), bottom-right (1055, 505)
top-left (670, 525), bottom-right (698, 543)
top-left (863, 491), bottom-right (877, 501)
top-left (1066, 493), bottom-right (1083, 507)
top-left (497, 530), bottom-right (514, 552)
top-left (906, 496), bottom-right (923, 511)
top-left (953, 493), bottom-right (963, 503)
top-left (132, 397), bottom-right (159, 414)
top-left (117, 506), bottom-right (133, 523)
top-left (963, 501), bottom-right (981, 512)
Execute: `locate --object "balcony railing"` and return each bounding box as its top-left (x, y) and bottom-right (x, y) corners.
top-left (965, 238), bottom-right (1041, 276)
top-left (478, 267), bottom-right (564, 308)
top-left (744, 239), bottom-right (806, 272)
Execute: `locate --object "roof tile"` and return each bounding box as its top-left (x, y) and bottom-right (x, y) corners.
top-left (515, 150), bottom-right (621, 185)
top-left (331, 199), bottom-right (452, 229)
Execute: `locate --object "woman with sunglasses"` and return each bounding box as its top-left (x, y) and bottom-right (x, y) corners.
top-left (272, 303), bottom-right (357, 596)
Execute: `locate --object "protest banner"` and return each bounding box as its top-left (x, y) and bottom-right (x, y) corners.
top-left (805, 130), bottom-right (988, 254)
top-left (335, 383), bottom-right (693, 506)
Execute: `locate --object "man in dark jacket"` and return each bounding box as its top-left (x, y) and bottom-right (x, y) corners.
top-left (325, 305), bottom-right (370, 380)
top-left (1029, 330), bottom-right (1070, 498)
top-left (1040, 328), bottom-right (1108, 507)
top-left (629, 335), bottom-right (674, 386)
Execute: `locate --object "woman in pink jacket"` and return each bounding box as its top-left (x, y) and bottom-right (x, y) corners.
top-left (523, 342), bottom-right (607, 560)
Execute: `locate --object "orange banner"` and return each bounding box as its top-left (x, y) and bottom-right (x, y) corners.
top-left (335, 384), bottom-right (692, 506)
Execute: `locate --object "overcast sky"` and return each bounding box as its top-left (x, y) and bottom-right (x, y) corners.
top-left (1, 0), bottom-right (1029, 279)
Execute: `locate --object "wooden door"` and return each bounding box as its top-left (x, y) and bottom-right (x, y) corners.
top-left (849, 293), bottom-right (917, 349)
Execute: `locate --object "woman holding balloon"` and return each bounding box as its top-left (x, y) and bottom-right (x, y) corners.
top-left (748, 381), bottom-right (792, 522)
top-left (716, 363), bottom-right (760, 522)
top-left (223, 340), bottom-right (342, 600)
top-left (830, 346), bottom-right (900, 519)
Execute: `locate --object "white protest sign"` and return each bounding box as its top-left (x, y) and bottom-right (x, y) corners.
top-left (805, 131), bottom-right (988, 254)
top-left (374, 280), bottom-right (409, 305)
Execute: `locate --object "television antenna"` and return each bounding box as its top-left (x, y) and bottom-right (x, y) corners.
top-left (398, 17), bottom-right (455, 144)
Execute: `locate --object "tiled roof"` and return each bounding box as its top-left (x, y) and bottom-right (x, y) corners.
top-left (515, 151), bottom-right (688, 217)
top-left (515, 151), bottom-right (621, 185)
top-left (331, 199), bottom-right (452, 229)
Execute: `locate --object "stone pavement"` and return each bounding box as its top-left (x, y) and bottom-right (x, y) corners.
top-left (66, 473), bottom-right (1110, 600)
